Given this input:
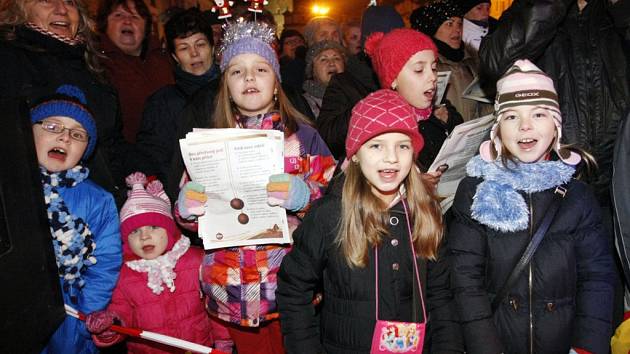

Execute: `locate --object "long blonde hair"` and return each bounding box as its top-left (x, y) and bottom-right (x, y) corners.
top-left (336, 162), bottom-right (444, 268)
top-left (211, 73), bottom-right (311, 135)
top-left (0, 0), bottom-right (104, 77)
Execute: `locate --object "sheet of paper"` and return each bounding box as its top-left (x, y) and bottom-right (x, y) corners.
top-left (180, 129), bottom-right (290, 249)
top-left (461, 76), bottom-right (493, 104)
top-left (435, 71), bottom-right (452, 105)
top-left (428, 114), bottom-right (496, 211)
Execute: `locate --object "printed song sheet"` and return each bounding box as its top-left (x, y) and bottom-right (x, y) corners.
top-left (428, 114), bottom-right (495, 211)
top-left (179, 129), bottom-right (290, 249)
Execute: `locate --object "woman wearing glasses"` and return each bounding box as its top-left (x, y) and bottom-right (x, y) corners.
top-left (0, 0), bottom-right (128, 203)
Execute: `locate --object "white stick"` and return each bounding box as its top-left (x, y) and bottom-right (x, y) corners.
top-left (141, 331), bottom-right (213, 353)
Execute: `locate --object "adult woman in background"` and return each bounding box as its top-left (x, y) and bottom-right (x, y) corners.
top-left (0, 0), bottom-right (127, 202)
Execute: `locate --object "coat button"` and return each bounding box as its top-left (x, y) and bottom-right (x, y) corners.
top-left (389, 216), bottom-right (399, 226)
top-left (392, 263), bottom-right (399, 271)
top-left (391, 239), bottom-right (399, 246)
top-left (546, 302), bottom-right (556, 312)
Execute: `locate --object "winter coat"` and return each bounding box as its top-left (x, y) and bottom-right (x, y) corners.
top-left (107, 246), bottom-right (212, 353)
top-left (449, 157), bottom-right (616, 354)
top-left (0, 26), bottom-right (128, 201)
top-left (100, 36), bottom-right (174, 143)
top-left (199, 121), bottom-right (336, 327)
top-left (43, 179), bottom-right (122, 353)
top-left (277, 191), bottom-right (464, 354)
top-left (612, 109), bottom-right (630, 293)
top-left (436, 49), bottom-right (493, 122)
top-left (478, 0), bottom-right (630, 204)
top-left (135, 65), bottom-right (220, 184)
top-left (317, 71), bottom-right (373, 160)
top-left (417, 101), bottom-right (464, 170)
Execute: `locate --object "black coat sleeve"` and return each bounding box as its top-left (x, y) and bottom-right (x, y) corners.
top-left (478, 0), bottom-right (570, 82)
top-left (425, 237), bottom-right (465, 353)
top-left (448, 177), bottom-right (504, 354)
top-left (277, 200), bottom-right (332, 354)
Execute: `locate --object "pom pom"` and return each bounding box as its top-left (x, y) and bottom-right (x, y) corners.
top-left (146, 180), bottom-right (164, 195)
top-left (56, 84), bottom-right (87, 104)
top-left (125, 172), bottom-right (147, 187)
top-left (364, 32), bottom-right (384, 59)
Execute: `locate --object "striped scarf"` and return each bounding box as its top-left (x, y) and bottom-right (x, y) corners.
top-left (25, 22), bottom-right (85, 47)
top-left (40, 165), bottom-right (96, 303)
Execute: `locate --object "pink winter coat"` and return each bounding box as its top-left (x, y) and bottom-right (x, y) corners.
top-left (107, 246), bottom-right (212, 353)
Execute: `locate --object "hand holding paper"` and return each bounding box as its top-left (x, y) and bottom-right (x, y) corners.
top-left (177, 181), bottom-right (207, 220)
top-left (266, 173), bottom-right (309, 212)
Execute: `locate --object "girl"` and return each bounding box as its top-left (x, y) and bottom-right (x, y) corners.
top-left (364, 28), bottom-right (463, 173)
top-left (277, 89), bottom-right (463, 353)
top-left (31, 85), bottom-right (122, 353)
top-left (449, 60), bottom-right (616, 354)
top-left (177, 20), bottom-right (335, 354)
top-left (85, 172), bottom-right (215, 353)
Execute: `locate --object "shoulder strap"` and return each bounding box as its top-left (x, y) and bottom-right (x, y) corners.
top-left (491, 185), bottom-right (568, 312)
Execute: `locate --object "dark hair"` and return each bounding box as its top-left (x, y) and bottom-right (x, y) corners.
top-left (279, 29), bottom-right (304, 54)
top-left (164, 7), bottom-right (214, 54)
top-left (97, 0), bottom-right (152, 55)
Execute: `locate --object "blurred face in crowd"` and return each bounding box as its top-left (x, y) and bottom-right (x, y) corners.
top-left (465, 3), bottom-right (490, 22)
top-left (226, 53), bottom-right (277, 117)
top-left (434, 16), bottom-right (463, 49)
top-left (32, 116), bottom-right (88, 173)
top-left (281, 35), bottom-right (305, 59)
top-left (314, 22), bottom-right (340, 44)
top-left (172, 32), bottom-right (213, 76)
top-left (106, 1), bottom-right (146, 56)
top-left (312, 48), bottom-right (344, 85)
top-left (392, 50), bottom-right (438, 109)
top-left (26, 0), bottom-right (80, 39)
top-left (343, 25), bottom-right (361, 55)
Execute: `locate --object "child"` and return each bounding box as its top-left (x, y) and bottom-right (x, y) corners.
top-left (32, 85), bottom-right (122, 353)
top-left (364, 28), bottom-right (463, 173)
top-left (277, 89), bottom-right (463, 353)
top-left (85, 172), bottom-right (215, 353)
top-left (176, 20), bottom-right (336, 354)
top-left (448, 60), bottom-right (616, 354)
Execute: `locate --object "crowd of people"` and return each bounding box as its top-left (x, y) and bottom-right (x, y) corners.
top-left (1, 0), bottom-right (629, 353)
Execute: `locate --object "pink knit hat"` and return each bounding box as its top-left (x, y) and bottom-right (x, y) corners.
top-left (120, 172), bottom-right (180, 259)
top-left (346, 89), bottom-right (424, 158)
top-left (364, 28), bottom-right (438, 89)
top-left (479, 59), bottom-right (581, 165)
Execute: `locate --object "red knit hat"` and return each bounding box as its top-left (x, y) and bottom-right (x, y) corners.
top-left (364, 28), bottom-right (438, 89)
top-left (346, 89), bottom-right (424, 158)
top-left (119, 172), bottom-right (180, 259)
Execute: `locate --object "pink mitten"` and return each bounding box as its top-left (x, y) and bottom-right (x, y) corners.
top-left (85, 310), bottom-right (124, 347)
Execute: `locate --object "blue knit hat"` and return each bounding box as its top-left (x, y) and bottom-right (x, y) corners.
top-left (219, 19), bottom-right (281, 82)
top-left (31, 85), bottom-right (97, 160)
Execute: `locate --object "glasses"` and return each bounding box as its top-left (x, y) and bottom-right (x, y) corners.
top-left (35, 120), bottom-right (89, 142)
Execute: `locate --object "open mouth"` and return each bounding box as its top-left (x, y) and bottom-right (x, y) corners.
top-left (518, 138), bottom-right (537, 150)
top-left (142, 245), bottom-right (155, 252)
top-left (48, 147), bottom-right (67, 161)
top-left (190, 61), bottom-right (204, 68)
top-left (379, 169), bottom-right (399, 181)
top-left (242, 87), bottom-right (259, 94)
top-left (49, 21), bottom-right (71, 33)
top-left (424, 88), bottom-right (435, 100)
top-left (121, 28), bottom-right (135, 36)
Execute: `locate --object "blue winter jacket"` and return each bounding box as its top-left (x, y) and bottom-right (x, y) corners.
top-left (42, 179), bottom-right (122, 354)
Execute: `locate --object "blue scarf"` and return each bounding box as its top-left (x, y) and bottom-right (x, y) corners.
top-left (40, 165), bottom-right (96, 303)
top-left (466, 155), bottom-right (575, 232)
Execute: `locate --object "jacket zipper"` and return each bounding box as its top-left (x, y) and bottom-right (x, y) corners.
top-left (528, 193), bottom-right (534, 354)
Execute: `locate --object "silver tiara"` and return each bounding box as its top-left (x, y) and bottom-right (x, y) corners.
top-left (218, 17), bottom-right (277, 55)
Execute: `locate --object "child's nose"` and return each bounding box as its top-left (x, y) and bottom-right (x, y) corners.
top-left (56, 129), bottom-right (71, 142)
top-left (383, 147), bottom-right (399, 163)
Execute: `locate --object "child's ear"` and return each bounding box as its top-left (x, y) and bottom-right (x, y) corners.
top-left (171, 53), bottom-right (180, 64)
top-left (391, 79), bottom-right (398, 90)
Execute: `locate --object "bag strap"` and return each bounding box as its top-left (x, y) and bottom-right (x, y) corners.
top-left (491, 185), bottom-right (568, 312)
top-left (375, 199), bottom-right (427, 323)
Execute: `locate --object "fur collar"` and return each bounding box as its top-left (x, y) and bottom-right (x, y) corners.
top-left (466, 155), bottom-right (575, 232)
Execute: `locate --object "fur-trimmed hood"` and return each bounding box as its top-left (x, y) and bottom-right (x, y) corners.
top-left (466, 155), bottom-right (575, 232)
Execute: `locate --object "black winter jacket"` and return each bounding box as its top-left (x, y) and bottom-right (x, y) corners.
top-left (0, 26), bottom-right (128, 202)
top-left (135, 65), bottom-right (220, 185)
top-left (417, 102), bottom-right (464, 171)
top-left (478, 0), bottom-right (630, 205)
top-left (612, 109), bottom-right (630, 292)
top-left (449, 176), bottom-right (616, 354)
top-left (277, 192), bottom-right (463, 354)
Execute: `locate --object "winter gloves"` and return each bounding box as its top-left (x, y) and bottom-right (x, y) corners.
top-left (266, 173), bottom-right (310, 212)
top-left (177, 181), bottom-right (207, 220)
top-left (85, 310), bottom-right (124, 347)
